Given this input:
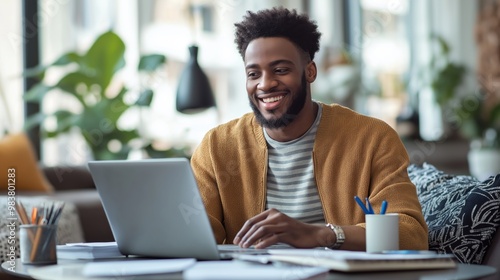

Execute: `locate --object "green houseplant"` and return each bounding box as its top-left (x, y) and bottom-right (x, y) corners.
top-left (451, 92), bottom-right (500, 180)
top-left (418, 34), bottom-right (467, 141)
top-left (24, 31), bottom-right (187, 160)
top-left (453, 94), bottom-right (500, 148)
top-left (426, 34), bottom-right (467, 107)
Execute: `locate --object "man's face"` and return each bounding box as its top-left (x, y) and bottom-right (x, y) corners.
top-left (244, 37), bottom-right (310, 129)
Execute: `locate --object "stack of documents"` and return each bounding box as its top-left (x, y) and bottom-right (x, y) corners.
top-left (234, 249), bottom-right (457, 272)
top-left (57, 242), bottom-right (123, 259)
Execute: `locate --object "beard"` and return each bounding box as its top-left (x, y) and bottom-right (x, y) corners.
top-left (249, 73), bottom-right (307, 129)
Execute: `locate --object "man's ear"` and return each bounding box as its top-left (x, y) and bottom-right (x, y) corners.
top-left (306, 61), bottom-right (317, 83)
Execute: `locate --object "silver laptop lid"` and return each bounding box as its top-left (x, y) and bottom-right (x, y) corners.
top-left (88, 158), bottom-right (220, 260)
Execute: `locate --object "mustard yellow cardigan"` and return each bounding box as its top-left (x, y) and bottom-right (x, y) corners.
top-left (191, 103), bottom-right (428, 250)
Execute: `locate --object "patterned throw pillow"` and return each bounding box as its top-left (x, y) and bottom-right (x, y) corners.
top-left (408, 163), bottom-right (500, 264)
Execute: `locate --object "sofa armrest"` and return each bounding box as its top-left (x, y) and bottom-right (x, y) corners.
top-left (42, 165), bottom-right (95, 191)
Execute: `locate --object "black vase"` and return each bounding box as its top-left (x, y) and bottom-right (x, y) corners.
top-left (176, 45), bottom-right (216, 113)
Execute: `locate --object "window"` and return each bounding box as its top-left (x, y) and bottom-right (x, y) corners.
top-left (0, 1), bottom-right (23, 136)
top-left (348, 0), bottom-right (411, 129)
top-left (25, 0), bottom-right (317, 165)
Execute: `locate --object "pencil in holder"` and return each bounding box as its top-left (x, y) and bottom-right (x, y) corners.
top-left (20, 224), bottom-right (57, 264)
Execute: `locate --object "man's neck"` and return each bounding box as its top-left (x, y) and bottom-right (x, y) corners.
top-left (265, 101), bottom-right (319, 142)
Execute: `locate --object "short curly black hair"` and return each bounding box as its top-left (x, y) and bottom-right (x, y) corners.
top-left (234, 7), bottom-right (321, 61)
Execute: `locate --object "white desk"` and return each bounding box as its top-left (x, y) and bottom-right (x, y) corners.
top-left (2, 258), bottom-right (497, 280)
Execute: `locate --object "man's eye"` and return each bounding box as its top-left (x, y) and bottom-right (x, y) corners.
top-left (275, 68), bottom-right (289, 74)
top-left (247, 72), bottom-right (259, 78)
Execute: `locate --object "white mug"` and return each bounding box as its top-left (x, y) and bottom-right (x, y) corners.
top-left (365, 213), bottom-right (399, 253)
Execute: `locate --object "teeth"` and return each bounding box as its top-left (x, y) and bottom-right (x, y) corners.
top-left (262, 96), bottom-right (284, 103)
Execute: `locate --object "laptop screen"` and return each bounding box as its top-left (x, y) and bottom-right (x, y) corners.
top-left (88, 158), bottom-right (220, 260)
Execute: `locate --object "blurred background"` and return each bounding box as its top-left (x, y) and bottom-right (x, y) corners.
top-left (1, 0), bottom-right (498, 178)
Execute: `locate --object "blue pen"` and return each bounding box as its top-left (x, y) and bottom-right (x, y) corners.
top-left (354, 196), bottom-right (370, 214)
top-left (380, 200), bottom-right (388, 215)
top-left (365, 197), bottom-right (374, 214)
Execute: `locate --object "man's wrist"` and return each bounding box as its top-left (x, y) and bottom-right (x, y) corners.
top-left (325, 223), bottom-right (345, 249)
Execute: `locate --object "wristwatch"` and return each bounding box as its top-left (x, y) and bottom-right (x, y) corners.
top-left (326, 223), bottom-right (345, 249)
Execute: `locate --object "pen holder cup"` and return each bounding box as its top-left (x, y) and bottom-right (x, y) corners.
top-left (20, 224), bottom-right (58, 264)
top-left (365, 213), bottom-right (399, 253)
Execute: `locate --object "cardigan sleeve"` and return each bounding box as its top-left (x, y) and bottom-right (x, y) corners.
top-left (315, 104), bottom-right (428, 250)
top-left (364, 124), bottom-right (429, 250)
top-left (190, 130), bottom-right (227, 244)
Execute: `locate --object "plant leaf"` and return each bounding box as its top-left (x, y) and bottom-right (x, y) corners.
top-left (55, 71), bottom-right (99, 105)
top-left (431, 63), bottom-right (466, 105)
top-left (79, 103), bottom-right (110, 132)
top-left (431, 33), bottom-right (450, 56)
top-left (83, 31), bottom-right (126, 90)
top-left (23, 52), bottom-right (81, 79)
top-left (136, 89), bottom-right (154, 106)
top-left (23, 65), bottom-right (47, 79)
top-left (53, 110), bottom-right (79, 133)
top-left (78, 97), bottom-right (130, 135)
top-left (52, 52), bottom-right (82, 66)
top-left (489, 104), bottom-right (500, 129)
top-left (24, 84), bottom-right (53, 102)
top-left (138, 54), bottom-right (166, 71)
top-left (23, 112), bottom-right (46, 130)
top-left (107, 129), bottom-right (140, 143)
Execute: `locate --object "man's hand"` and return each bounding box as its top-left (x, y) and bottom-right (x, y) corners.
top-left (232, 208), bottom-right (333, 249)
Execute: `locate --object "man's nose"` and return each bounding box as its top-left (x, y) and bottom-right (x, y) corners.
top-left (257, 73), bottom-right (278, 92)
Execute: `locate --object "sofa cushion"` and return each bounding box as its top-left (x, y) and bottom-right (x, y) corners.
top-left (0, 133), bottom-right (54, 192)
top-left (408, 163), bottom-right (500, 264)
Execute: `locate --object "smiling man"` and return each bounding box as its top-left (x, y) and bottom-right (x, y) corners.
top-left (190, 7), bottom-right (428, 251)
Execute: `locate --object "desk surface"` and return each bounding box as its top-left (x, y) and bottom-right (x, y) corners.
top-left (2, 258), bottom-right (497, 280)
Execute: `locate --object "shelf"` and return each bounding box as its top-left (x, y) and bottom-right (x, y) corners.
top-left (403, 139), bottom-right (470, 176)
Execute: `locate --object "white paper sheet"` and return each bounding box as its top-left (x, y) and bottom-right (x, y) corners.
top-left (82, 258), bottom-right (196, 277)
top-left (66, 241), bottom-right (118, 247)
top-left (183, 260), bottom-right (329, 280)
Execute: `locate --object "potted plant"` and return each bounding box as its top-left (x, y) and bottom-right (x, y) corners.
top-left (418, 33), bottom-right (467, 141)
top-left (452, 93), bottom-right (500, 180)
top-left (24, 30), bottom-right (189, 160)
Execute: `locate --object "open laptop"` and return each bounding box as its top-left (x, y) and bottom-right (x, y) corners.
top-left (88, 158), bottom-right (283, 260)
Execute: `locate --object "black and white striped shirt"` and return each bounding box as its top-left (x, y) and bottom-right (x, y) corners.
top-left (264, 104), bottom-right (325, 224)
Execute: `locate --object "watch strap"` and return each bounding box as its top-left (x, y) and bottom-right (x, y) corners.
top-left (326, 223), bottom-right (345, 249)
